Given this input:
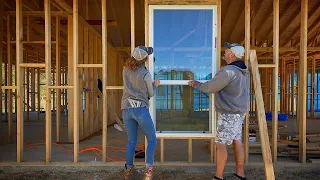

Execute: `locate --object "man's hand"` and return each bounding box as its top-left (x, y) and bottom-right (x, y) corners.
top-left (188, 80), bottom-right (200, 88)
top-left (153, 79), bottom-right (160, 87)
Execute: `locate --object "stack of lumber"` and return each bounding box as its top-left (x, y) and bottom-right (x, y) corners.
top-left (278, 135), bottom-right (320, 158)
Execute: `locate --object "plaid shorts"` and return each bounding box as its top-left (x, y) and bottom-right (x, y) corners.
top-left (215, 113), bottom-right (245, 145)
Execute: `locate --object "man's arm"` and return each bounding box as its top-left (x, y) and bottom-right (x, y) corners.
top-left (196, 70), bottom-right (231, 93)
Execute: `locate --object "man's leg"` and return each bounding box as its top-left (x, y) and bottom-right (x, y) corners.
top-left (233, 140), bottom-right (245, 177)
top-left (215, 142), bottom-right (228, 179)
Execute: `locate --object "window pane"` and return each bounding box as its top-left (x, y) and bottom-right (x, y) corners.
top-left (153, 10), bottom-right (213, 81)
top-left (155, 85), bottom-right (210, 132)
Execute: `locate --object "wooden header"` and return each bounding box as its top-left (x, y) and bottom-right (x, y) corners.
top-left (148, 0), bottom-right (219, 5)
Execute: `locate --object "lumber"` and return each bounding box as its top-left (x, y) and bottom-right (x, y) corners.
top-left (250, 50), bottom-right (275, 180)
top-left (45, 0), bottom-right (52, 163)
top-left (272, 0), bottom-right (279, 163)
top-left (16, 0), bottom-right (24, 162)
top-left (102, 0), bottom-right (108, 162)
top-left (73, 0), bottom-right (80, 163)
top-left (56, 16), bottom-right (61, 143)
top-left (244, 0), bottom-right (250, 163)
top-left (299, 0), bottom-right (307, 164)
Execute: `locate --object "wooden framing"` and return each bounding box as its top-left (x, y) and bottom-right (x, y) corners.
top-left (16, 0), bottom-right (24, 162)
top-left (7, 15), bottom-right (13, 144)
top-left (249, 50), bottom-right (275, 180)
top-left (56, 16), bottom-right (61, 142)
top-left (45, 0), bottom-right (52, 163)
top-left (148, 0), bottom-right (219, 5)
top-left (102, 0), bottom-right (108, 162)
top-left (244, 0), bottom-right (250, 163)
top-left (299, 0), bottom-right (307, 164)
top-left (0, 0), bottom-right (317, 170)
top-left (271, 0), bottom-right (279, 163)
top-left (73, 0), bottom-right (80, 163)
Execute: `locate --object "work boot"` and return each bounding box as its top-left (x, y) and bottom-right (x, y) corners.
top-left (124, 165), bottom-right (134, 180)
top-left (143, 167), bottom-right (155, 180)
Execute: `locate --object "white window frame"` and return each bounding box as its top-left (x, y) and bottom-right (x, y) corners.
top-left (149, 5), bottom-right (218, 138)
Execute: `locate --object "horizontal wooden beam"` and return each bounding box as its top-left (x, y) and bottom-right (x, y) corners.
top-left (11, 41), bottom-right (57, 44)
top-left (148, 0), bottom-right (219, 5)
top-left (258, 64), bottom-right (276, 68)
top-left (20, 63), bottom-right (46, 68)
top-left (48, 86), bottom-right (73, 89)
top-left (5, 11), bottom-right (68, 16)
top-left (1, 86), bottom-right (16, 90)
top-left (34, 19), bottom-right (117, 26)
top-left (106, 86), bottom-right (124, 90)
top-left (115, 46), bottom-right (320, 52)
top-left (77, 64), bottom-right (103, 68)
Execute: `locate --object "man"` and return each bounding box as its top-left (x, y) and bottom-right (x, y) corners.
top-left (188, 42), bottom-right (249, 180)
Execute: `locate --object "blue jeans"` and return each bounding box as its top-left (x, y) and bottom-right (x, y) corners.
top-left (122, 107), bottom-right (157, 168)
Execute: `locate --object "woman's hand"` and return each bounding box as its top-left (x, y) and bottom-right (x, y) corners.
top-left (153, 79), bottom-right (160, 87)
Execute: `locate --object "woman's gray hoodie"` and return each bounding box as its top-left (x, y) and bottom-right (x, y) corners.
top-left (197, 60), bottom-right (250, 114)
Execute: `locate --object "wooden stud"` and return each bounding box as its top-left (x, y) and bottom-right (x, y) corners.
top-left (215, 0), bottom-right (222, 164)
top-left (31, 69), bottom-right (36, 111)
top-left (160, 138), bottom-right (164, 163)
top-left (130, 0), bottom-right (135, 52)
top-left (16, 0), bottom-right (24, 162)
top-left (299, 0), bottom-right (307, 164)
top-left (84, 26), bottom-right (89, 137)
top-left (7, 15), bottom-right (13, 144)
top-left (272, 0), bottom-right (279, 163)
top-left (78, 24), bottom-right (83, 138)
top-left (88, 32), bottom-right (94, 135)
top-left (311, 58), bottom-right (315, 118)
top-left (290, 63), bottom-right (294, 116)
top-left (144, 0), bottom-right (149, 161)
top-left (250, 50), bottom-right (275, 180)
top-left (251, 0), bottom-right (256, 47)
top-left (102, 0), bottom-right (108, 162)
top-left (56, 16), bottom-right (61, 142)
top-left (67, 15), bottom-right (74, 142)
top-left (4, 59), bottom-right (7, 121)
top-left (244, 0), bottom-right (250, 163)
top-left (37, 53), bottom-right (41, 121)
top-left (210, 138), bottom-right (214, 163)
top-left (73, 0), bottom-right (80, 163)
top-left (188, 139), bottom-right (192, 163)
top-left (27, 64), bottom-right (30, 121)
top-left (52, 69), bottom-right (55, 118)
top-left (45, 0), bottom-right (52, 163)
top-left (93, 36), bottom-right (98, 132)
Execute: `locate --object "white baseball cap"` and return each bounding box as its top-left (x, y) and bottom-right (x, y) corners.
top-left (224, 42), bottom-right (244, 59)
top-left (132, 46), bottom-right (154, 61)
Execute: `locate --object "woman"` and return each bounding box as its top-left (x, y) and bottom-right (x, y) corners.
top-left (121, 45), bottom-right (160, 180)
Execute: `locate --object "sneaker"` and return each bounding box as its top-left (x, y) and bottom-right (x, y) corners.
top-left (124, 165), bottom-right (134, 180)
top-left (213, 176), bottom-right (224, 180)
top-left (144, 167), bottom-right (155, 180)
top-left (234, 173), bottom-right (247, 180)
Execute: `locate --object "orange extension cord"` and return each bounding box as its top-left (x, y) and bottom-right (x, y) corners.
top-left (0, 136), bottom-right (151, 162)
